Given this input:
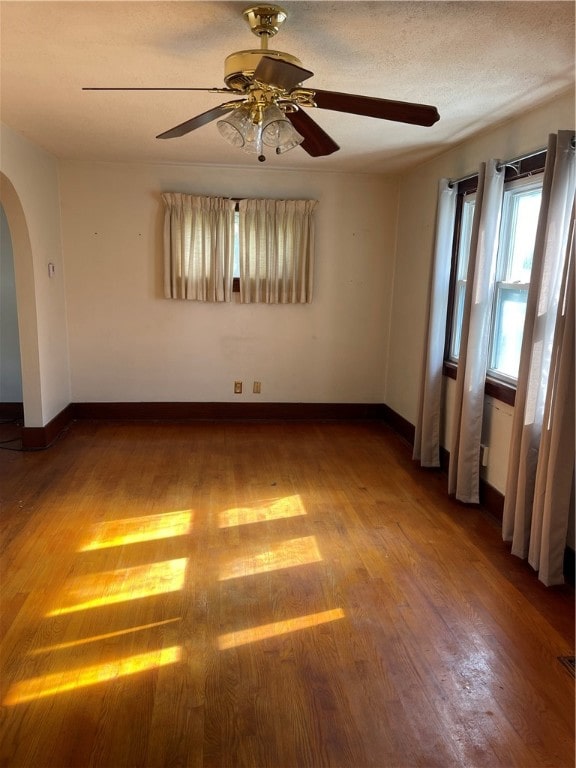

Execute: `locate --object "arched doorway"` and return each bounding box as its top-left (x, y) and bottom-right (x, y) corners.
top-left (0, 202), bottom-right (23, 447)
top-left (0, 171), bottom-right (43, 444)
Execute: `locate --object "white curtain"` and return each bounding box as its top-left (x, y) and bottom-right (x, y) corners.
top-left (162, 193), bottom-right (235, 301)
top-left (413, 179), bottom-right (457, 467)
top-left (448, 160), bottom-right (505, 503)
top-left (502, 131), bottom-right (576, 585)
top-left (238, 198), bottom-right (317, 304)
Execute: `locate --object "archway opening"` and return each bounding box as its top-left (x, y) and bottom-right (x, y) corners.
top-left (0, 201), bottom-right (23, 448)
top-left (0, 170), bottom-right (42, 448)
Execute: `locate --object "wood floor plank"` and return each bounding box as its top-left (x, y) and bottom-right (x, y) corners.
top-left (0, 420), bottom-right (573, 767)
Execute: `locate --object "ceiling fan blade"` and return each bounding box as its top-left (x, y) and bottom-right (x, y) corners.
top-left (311, 89), bottom-right (440, 127)
top-left (83, 87), bottom-right (234, 92)
top-left (286, 109), bottom-right (339, 157)
top-left (156, 101), bottom-right (244, 139)
top-left (254, 56), bottom-right (314, 91)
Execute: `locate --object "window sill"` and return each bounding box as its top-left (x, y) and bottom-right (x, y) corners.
top-left (443, 361), bottom-right (516, 406)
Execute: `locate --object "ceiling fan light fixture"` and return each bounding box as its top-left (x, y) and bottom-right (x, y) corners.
top-left (217, 102), bottom-right (302, 161)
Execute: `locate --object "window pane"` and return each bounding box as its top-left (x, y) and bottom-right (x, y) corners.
top-left (489, 178), bottom-right (542, 382)
top-left (507, 189), bottom-right (541, 282)
top-left (490, 287), bottom-right (528, 379)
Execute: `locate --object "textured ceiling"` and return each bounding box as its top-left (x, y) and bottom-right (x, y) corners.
top-left (1, 1), bottom-right (574, 174)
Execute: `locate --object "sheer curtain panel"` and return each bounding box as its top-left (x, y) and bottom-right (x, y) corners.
top-left (502, 131), bottom-right (576, 585)
top-left (238, 198), bottom-right (318, 304)
top-left (413, 179), bottom-right (457, 467)
top-left (448, 160), bottom-right (504, 503)
top-left (162, 193), bottom-right (235, 301)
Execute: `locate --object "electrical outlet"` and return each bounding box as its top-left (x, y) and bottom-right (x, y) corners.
top-left (253, 381), bottom-right (261, 394)
top-left (234, 381), bottom-right (242, 394)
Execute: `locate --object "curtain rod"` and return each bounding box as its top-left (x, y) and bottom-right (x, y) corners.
top-left (448, 147), bottom-right (545, 188)
top-left (496, 147), bottom-right (547, 173)
top-left (448, 135), bottom-right (575, 188)
top-left (447, 172), bottom-right (477, 188)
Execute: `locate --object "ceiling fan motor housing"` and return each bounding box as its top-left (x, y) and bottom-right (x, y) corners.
top-left (224, 49), bottom-right (304, 92)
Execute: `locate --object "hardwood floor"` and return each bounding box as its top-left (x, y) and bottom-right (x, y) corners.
top-left (0, 420), bottom-right (574, 768)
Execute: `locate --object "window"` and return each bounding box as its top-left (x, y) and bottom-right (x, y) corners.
top-left (489, 178), bottom-right (542, 381)
top-left (163, 195), bottom-right (316, 303)
top-left (445, 153), bottom-right (545, 399)
top-left (449, 191), bottom-right (476, 360)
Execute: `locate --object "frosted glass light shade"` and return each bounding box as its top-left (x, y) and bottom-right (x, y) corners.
top-left (262, 104), bottom-right (304, 153)
top-left (217, 107), bottom-right (253, 148)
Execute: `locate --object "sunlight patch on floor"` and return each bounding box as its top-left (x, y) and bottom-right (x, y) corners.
top-left (46, 558), bottom-right (188, 616)
top-left (218, 608), bottom-right (345, 649)
top-left (4, 646), bottom-right (182, 705)
top-left (218, 495), bottom-right (307, 528)
top-left (30, 618), bottom-right (181, 655)
top-left (218, 536), bottom-right (322, 581)
top-left (80, 510), bottom-right (193, 550)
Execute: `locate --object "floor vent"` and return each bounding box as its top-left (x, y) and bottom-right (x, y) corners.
top-left (558, 656), bottom-right (575, 677)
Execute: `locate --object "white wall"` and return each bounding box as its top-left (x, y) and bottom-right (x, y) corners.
top-left (0, 203), bottom-right (23, 401)
top-left (386, 89), bottom-right (575, 492)
top-left (0, 124), bottom-right (70, 426)
top-left (60, 162), bottom-right (398, 403)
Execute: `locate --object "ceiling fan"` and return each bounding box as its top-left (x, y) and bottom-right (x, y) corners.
top-left (84, 4), bottom-right (440, 162)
